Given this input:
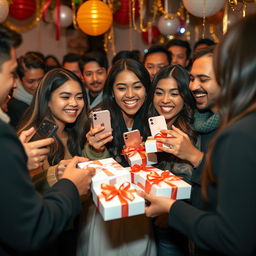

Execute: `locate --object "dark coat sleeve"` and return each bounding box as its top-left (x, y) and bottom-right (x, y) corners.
top-left (169, 119), bottom-right (256, 256)
top-left (0, 121), bottom-right (82, 253)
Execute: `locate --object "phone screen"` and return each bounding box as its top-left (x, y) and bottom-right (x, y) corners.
top-left (29, 120), bottom-right (58, 142)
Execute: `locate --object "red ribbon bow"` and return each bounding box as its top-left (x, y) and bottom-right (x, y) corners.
top-left (129, 164), bottom-right (155, 183)
top-left (98, 182), bottom-right (135, 218)
top-left (121, 144), bottom-right (147, 165)
top-left (145, 171), bottom-right (182, 199)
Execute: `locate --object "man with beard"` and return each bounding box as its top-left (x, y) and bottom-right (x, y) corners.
top-left (80, 51), bottom-right (108, 110)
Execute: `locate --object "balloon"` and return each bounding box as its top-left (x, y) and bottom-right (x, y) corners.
top-left (53, 5), bottom-right (73, 28)
top-left (141, 25), bottom-right (160, 44)
top-left (9, 0), bottom-right (36, 20)
top-left (77, 0), bottom-right (113, 36)
top-left (157, 15), bottom-right (180, 35)
top-left (0, 0), bottom-right (9, 23)
top-left (207, 8), bottom-right (224, 24)
top-left (182, 0), bottom-right (226, 18)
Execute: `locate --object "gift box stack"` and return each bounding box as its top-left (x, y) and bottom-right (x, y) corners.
top-left (78, 158), bottom-right (191, 221)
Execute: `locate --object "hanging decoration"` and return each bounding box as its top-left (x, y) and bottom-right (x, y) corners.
top-left (141, 24), bottom-right (160, 44)
top-left (9, 0), bottom-right (36, 20)
top-left (157, 15), bottom-right (180, 35)
top-left (182, 0), bottom-right (226, 18)
top-left (0, 0), bottom-right (9, 23)
top-left (53, 5), bottom-right (73, 28)
top-left (207, 8), bottom-right (224, 24)
top-left (77, 0), bottom-right (113, 36)
top-left (4, 0), bottom-right (42, 32)
top-left (114, 0), bottom-right (139, 25)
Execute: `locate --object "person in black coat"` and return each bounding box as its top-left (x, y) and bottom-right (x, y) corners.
top-left (0, 24), bottom-right (95, 256)
top-left (138, 15), bottom-right (256, 256)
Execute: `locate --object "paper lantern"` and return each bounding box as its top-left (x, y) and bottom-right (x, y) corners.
top-left (9, 0), bottom-right (36, 20)
top-left (114, 0), bottom-right (139, 25)
top-left (157, 15), bottom-right (180, 35)
top-left (0, 0), bottom-right (9, 23)
top-left (77, 0), bottom-right (113, 36)
top-left (53, 5), bottom-right (73, 28)
top-left (141, 25), bottom-right (160, 44)
top-left (182, 0), bottom-right (226, 18)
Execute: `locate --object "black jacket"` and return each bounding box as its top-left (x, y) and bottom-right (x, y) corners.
top-left (0, 120), bottom-right (82, 255)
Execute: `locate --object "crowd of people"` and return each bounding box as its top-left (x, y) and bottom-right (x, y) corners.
top-left (0, 14), bottom-right (256, 256)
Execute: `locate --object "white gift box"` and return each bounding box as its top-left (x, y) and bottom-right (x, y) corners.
top-left (125, 165), bottom-right (158, 184)
top-left (125, 151), bottom-right (157, 166)
top-left (145, 137), bottom-right (169, 153)
top-left (136, 169), bottom-right (191, 200)
top-left (78, 158), bottom-right (131, 186)
top-left (92, 182), bottom-right (145, 221)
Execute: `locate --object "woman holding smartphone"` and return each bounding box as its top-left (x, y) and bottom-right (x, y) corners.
top-left (77, 58), bottom-right (157, 256)
top-left (17, 68), bottom-right (89, 192)
top-left (145, 64), bottom-right (197, 256)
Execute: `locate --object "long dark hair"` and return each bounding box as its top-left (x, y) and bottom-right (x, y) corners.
top-left (146, 64), bottom-right (197, 169)
top-left (17, 68), bottom-right (89, 165)
top-left (101, 58), bottom-right (151, 165)
top-left (202, 15), bottom-right (256, 198)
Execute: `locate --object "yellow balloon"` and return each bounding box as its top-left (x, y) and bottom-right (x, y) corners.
top-left (77, 0), bottom-right (113, 36)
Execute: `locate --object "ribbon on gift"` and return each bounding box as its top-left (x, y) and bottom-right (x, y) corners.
top-left (145, 171), bottom-right (182, 199)
top-left (121, 144), bottom-right (147, 165)
top-left (84, 160), bottom-right (115, 177)
top-left (129, 164), bottom-right (155, 183)
top-left (97, 182), bottom-right (135, 218)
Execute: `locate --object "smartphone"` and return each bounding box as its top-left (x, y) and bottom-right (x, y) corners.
top-left (91, 110), bottom-right (111, 137)
top-left (123, 129), bottom-right (142, 148)
top-left (148, 115), bottom-right (167, 137)
top-left (29, 119), bottom-right (58, 142)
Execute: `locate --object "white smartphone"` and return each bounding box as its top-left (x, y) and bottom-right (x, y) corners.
top-left (123, 129), bottom-right (142, 148)
top-left (148, 115), bottom-right (167, 137)
top-left (91, 110), bottom-right (111, 137)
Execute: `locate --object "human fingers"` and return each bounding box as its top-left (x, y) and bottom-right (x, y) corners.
top-left (171, 125), bottom-right (189, 139)
top-left (28, 138), bottom-right (55, 149)
top-left (19, 127), bottom-right (35, 143)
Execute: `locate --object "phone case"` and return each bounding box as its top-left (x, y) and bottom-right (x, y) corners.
top-left (148, 116), bottom-right (167, 137)
top-left (123, 129), bottom-right (142, 148)
top-left (29, 120), bottom-right (58, 142)
top-left (91, 110), bottom-right (111, 137)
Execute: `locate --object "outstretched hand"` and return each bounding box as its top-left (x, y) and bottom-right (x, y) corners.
top-left (61, 156), bottom-right (96, 196)
top-left (137, 190), bottom-right (175, 218)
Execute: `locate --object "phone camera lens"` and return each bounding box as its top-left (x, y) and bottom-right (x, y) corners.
top-left (151, 122), bottom-right (154, 125)
top-left (93, 114), bottom-right (96, 117)
top-left (94, 117), bottom-right (97, 120)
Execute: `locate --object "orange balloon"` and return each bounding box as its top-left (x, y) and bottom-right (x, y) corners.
top-left (77, 0), bottom-right (113, 36)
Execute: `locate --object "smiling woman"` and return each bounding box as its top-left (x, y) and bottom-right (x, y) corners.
top-left (17, 68), bottom-right (89, 192)
top-left (78, 58), bottom-right (157, 256)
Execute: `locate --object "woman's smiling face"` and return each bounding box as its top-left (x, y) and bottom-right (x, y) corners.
top-left (113, 69), bottom-right (146, 120)
top-left (153, 77), bottom-right (184, 126)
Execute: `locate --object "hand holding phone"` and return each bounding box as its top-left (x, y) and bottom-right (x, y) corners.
top-left (123, 129), bottom-right (142, 148)
top-left (91, 110), bottom-right (112, 137)
top-left (29, 119), bottom-right (58, 142)
top-left (148, 116), bottom-right (167, 137)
